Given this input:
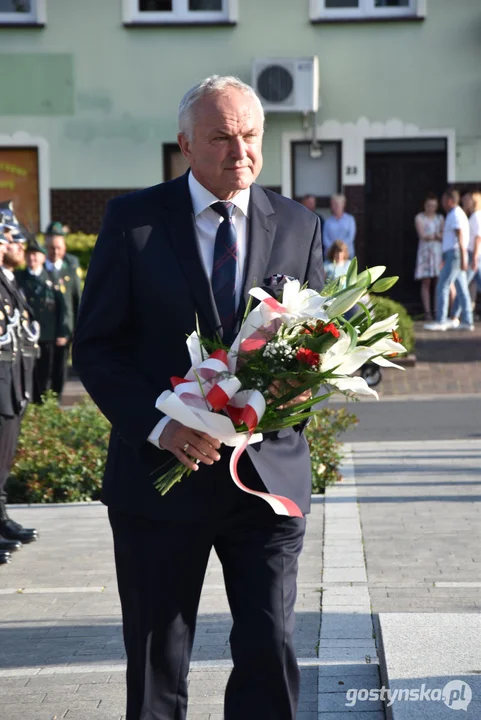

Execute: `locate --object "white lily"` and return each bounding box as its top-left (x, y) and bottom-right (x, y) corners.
top-left (278, 279), bottom-right (329, 327)
top-left (358, 314), bottom-right (399, 342)
top-left (361, 335), bottom-right (407, 371)
top-left (320, 330), bottom-right (376, 375)
top-left (328, 375), bottom-right (379, 399)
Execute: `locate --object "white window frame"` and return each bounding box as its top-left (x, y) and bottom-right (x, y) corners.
top-left (0, 0), bottom-right (46, 24)
top-left (310, 0), bottom-right (426, 21)
top-left (123, 0), bottom-right (238, 24)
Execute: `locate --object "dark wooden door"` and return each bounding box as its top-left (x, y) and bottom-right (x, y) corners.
top-left (365, 151), bottom-right (447, 310)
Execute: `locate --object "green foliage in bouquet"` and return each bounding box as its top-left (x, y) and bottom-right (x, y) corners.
top-left (306, 408), bottom-right (358, 493)
top-left (371, 295), bottom-right (415, 354)
top-left (7, 393), bottom-right (110, 504)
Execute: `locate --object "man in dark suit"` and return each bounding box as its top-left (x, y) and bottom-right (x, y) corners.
top-left (73, 76), bottom-right (324, 720)
top-left (16, 235), bottom-right (68, 402)
top-left (44, 222), bottom-right (81, 400)
top-left (0, 213), bottom-right (39, 559)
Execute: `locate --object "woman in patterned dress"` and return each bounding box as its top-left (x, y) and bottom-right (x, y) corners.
top-left (414, 193), bottom-right (444, 320)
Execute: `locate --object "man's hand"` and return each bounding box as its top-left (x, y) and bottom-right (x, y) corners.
top-left (461, 251), bottom-right (468, 272)
top-left (159, 419), bottom-right (221, 471)
top-left (56, 337), bottom-right (68, 347)
top-left (268, 379), bottom-right (312, 410)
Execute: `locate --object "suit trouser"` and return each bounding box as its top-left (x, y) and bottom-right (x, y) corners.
top-left (35, 342), bottom-right (55, 403)
top-left (51, 343), bottom-right (70, 399)
top-left (0, 414), bottom-right (21, 510)
top-left (108, 457), bottom-right (306, 720)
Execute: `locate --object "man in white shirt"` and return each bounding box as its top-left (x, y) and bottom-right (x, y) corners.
top-left (73, 76), bottom-right (324, 720)
top-left (451, 190), bottom-right (481, 323)
top-left (425, 188), bottom-right (474, 331)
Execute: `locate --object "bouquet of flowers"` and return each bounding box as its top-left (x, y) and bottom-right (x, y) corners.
top-left (153, 260), bottom-right (405, 516)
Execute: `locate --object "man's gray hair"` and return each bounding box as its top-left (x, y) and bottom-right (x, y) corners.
top-left (330, 193), bottom-right (346, 204)
top-left (178, 75), bottom-right (265, 139)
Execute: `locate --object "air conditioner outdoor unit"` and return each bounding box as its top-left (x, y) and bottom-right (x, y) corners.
top-left (252, 56), bottom-right (319, 113)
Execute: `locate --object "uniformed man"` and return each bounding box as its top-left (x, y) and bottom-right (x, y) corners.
top-left (0, 210), bottom-right (39, 559)
top-left (44, 222), bottom-right (81, 400)
top-left (16, 235), bottom-right (68, 402)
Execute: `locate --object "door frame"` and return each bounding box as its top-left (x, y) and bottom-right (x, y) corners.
top-left (0, 131), bottom-right (50, 231)
top-left (281, 118), bottom-right (455, 197)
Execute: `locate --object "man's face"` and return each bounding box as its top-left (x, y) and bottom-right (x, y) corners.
top-left (4, 241), bottom-right (25, 269)
top-left (442, 194), bottom-right (455, 213)
top-left (331, 197), bottom-right (345, 216)
top-left (178, 89), bottom-right (264, 200)
top-left (27, 250), bottom-right (45, 272)
top-left (301, 196), bottom-right (316, 212)
top-left (47, 236), bottom-right (66, 263)
top-left (461, 193), bottom-right (474, 215)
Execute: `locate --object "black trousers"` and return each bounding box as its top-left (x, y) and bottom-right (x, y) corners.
top-left (108, 454), bottom-right (306, 720)
top-left (51, 343), bottom-right (69, 399)
top-left (35, 342), bottom-right (55, 402)
top-left (0, 414), bottom-right (21, 507)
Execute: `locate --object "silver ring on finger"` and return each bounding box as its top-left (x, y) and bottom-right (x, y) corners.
top-left (182, 442), bottom-right (190, 453)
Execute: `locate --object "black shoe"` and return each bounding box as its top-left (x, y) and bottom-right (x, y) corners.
top-left (0, 550), bottom-right (12, 565)
top-left (0, 518), bottom-right (38, 544)
top-left (0, 535), bottom-right (22, 552)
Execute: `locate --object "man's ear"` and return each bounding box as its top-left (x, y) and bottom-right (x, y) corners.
top-left (177, 133), bottom-right (191, 160)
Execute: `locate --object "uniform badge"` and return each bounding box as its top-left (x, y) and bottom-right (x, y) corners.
top-left (65, 275), bottom-right (71, 282)
top-left (4, 304), bottom-right (11, 314)
top-left (60, 285), bottom-right (66, 294)
top-left (76, 267), bottom-right (82, 277)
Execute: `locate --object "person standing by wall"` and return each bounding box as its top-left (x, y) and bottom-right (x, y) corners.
top-left (414, 193), bottom-right (444, 321)
top-left (322, 193), bottom-right (356, 259)
top-left (44, 222), bottom-right (81, 400)
top-left (16, 235), bottom-right (68, 402)
top-left (425, 188), bottom-right (473, 331)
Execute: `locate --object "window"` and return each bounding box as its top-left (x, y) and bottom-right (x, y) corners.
top-left (310, 0), bottom-right (426, 21)
top-left (291, 142), bottom-right (341, 207)
top-left (163, 144), bottom-right (190, 182)
top-left (0, 0), bottom-right (46, 24)
top-left (123, 0), bottom-right (237, 25)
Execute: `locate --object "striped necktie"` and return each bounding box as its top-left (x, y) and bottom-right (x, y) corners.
top-left (211, 201), bottom-right (237, 344)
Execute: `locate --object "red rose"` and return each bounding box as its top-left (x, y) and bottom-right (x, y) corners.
top-left (296, 347), bottom-right (320, 368)
top-left (323, 323), bottom-right (340, 338)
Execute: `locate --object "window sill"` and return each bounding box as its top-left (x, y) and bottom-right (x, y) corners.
top-left (0, 22), bottom-right (45, 28)
top-left (310, 15), bottom-right (425, 24)
top-left (123, 20), bottom-right (237, 28)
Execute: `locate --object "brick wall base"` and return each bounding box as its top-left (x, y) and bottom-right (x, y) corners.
top-left (50, 189), bottom-right (140, 234)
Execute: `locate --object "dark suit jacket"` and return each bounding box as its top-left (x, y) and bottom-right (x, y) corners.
top-left (72, 173), bottom-right (324, 521)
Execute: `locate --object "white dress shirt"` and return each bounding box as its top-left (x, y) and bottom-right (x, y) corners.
top-left (27, 266), bottom-right (44, 277)
top-left (45, 258), bottom-right (63, 272)
top-left (1, 267), bottom-right (15, 283)
top-left (148, 172), bottom-right (250, 449)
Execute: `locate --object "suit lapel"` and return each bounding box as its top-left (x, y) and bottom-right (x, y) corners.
top-left (157, 174), bottom-right (221, 337)
top-left (240, 184), bottom-right (276, 314)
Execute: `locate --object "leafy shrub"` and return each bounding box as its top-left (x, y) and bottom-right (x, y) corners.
top-left (307, 407), bottom-right (358, 493)
top-left (65, 232), bottom-right (97, 272)
top-left (371, 295), bottom-right (415, 354)
top-left (7, 393), bottom-right (110, 504)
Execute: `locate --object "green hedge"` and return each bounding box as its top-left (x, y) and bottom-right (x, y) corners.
top-left (371, 295), bottom-right (415, 354)
top-left (8, 395), bottom-right (356, 503)
top-left (306, 408), bottom-right (358, 493)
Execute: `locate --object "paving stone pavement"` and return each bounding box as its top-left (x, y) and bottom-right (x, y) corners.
top-left (352, 439), bottom-right (481, 614)
top-left (0, 499), bottom-right (324, 720)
